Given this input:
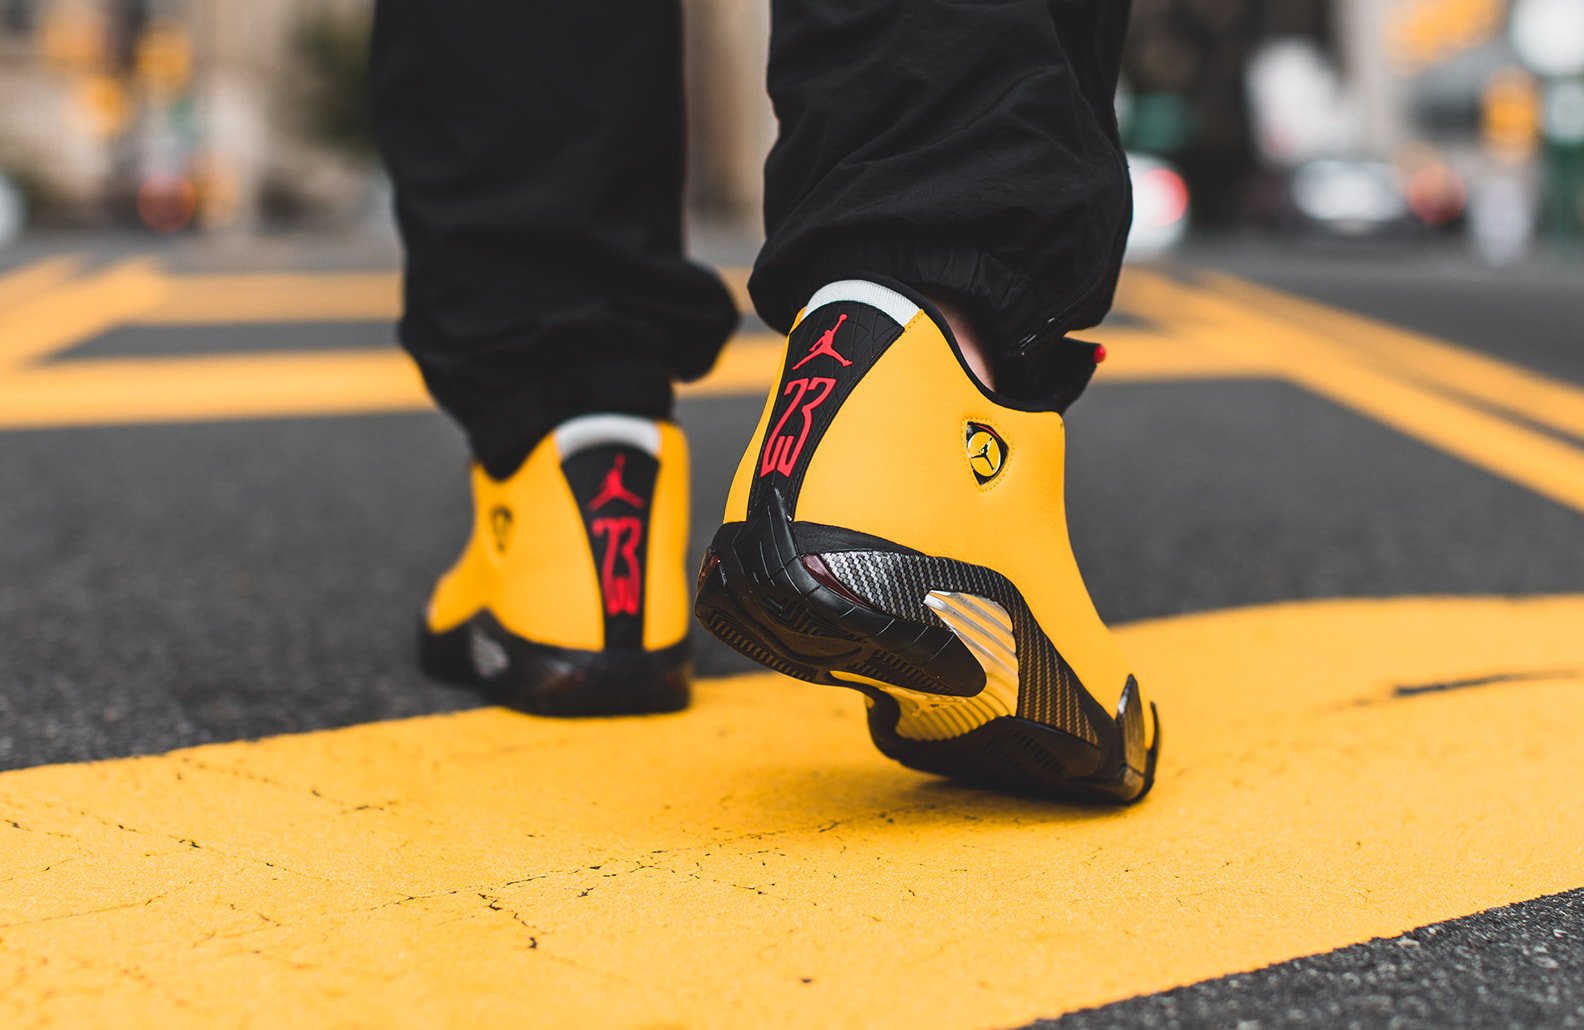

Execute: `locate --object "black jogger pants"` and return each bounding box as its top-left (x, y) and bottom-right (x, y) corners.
top-left (372, 0), bottom-right (1132, 477)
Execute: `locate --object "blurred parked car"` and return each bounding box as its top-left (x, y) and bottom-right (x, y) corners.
top-left (1125, 152), bottom-right (1190, 259)
top-left (1253, 154), bottom-right (1467, 241)
top-left (1288, 156), bottom-right (1415, 238)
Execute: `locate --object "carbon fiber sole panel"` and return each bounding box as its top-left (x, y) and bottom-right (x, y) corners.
top-left (693, 488), bottom-right (1156, 802)
top-left (819, 550), bottom-right (1094, 744)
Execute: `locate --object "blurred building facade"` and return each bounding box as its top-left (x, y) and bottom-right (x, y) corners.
top-left (0, 0), bottom-right (773, 234)
top-left (0, 0), bottom-right (371, 230)
top-left (0, 0), bottom-right (1577, 254)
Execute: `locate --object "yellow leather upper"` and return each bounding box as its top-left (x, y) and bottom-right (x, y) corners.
top-left (426, 465), bottom-right (497, 637)
top-left (724, 306), bottom-right (1133, 714)
top-left (427, 423), bottom-right (690, 653)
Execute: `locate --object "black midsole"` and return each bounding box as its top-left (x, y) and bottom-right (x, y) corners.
top-left (418, 613), bottom-right (690, 718)
top-left (694, 487), bottom-right (1157, 803)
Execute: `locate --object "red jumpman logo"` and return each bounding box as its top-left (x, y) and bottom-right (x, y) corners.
top-left (589, 454), bottom-right (645, 510)
top-left (792, 314), bottom-right (852, 370)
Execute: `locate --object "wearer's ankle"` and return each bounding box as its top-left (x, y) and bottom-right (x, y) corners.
top-left (925, 293), bottom-right (995, 391)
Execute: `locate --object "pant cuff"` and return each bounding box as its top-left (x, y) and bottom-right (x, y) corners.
top-left (459, 358), bottom-right (675, 479)
top-left (750, 237), bottom-right (1068, 350)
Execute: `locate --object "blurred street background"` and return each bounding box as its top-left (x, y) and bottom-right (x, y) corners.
top-left (0, 0), bottom-right (1582, 257)
top-left (0, 0), bottom-right (1584, 255)
top-left (3, 2), bottom-right (1584, 1028)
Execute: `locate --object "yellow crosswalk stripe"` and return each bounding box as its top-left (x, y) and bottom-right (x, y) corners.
top-left (1205, 272), bottom-right (1584, 443)
top-left (124, 267), bottom-right (742, 326)
top-left (2, 597), bottom-right (1581, 1027)
top-left (0, 350), bottom-right (429, 428)
top-left (0, 256), bottom-right (83, 314)
top-left (0, 337), bottom-right (796, 430)
top-left (0, 268), bottom-right (1288, 431)
top-left (130, 272), bottom-right (401, 325)
top-left (1161, 272), bottom-right (1584, 517)
top-left (3, 258), bottom-right (1582, 529)
top-left (0, 259), bottom-right (166, 371)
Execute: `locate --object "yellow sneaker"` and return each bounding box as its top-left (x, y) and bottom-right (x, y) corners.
top-left (421, 415), bottom-right (692, 715)
top-left (695, 280), bottom-right (1157, 800)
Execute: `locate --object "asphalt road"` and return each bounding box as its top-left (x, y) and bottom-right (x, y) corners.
top-left (1, 233), bottom-right (1582, 1027)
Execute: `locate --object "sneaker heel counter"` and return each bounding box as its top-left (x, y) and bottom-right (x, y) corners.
top-left (723, 322), bottom-right (796, 523)
top-left (426, 463), bottom-right (497, 634)
top-left (492, 433), bottom-right (607, 652)
top-left (738, 287), bottom-right (918, 526)
top-left (644, 423), bottom-right (692, 651)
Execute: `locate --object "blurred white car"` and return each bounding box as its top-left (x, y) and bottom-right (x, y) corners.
top-left (1124, 152), bottom-right (1190, 260)
top-left (1289, 157), bottom-right (1410, 234)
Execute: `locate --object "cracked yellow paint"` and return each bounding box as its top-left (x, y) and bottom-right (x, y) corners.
top-left (4, 597), bottom-right (1584, 1028)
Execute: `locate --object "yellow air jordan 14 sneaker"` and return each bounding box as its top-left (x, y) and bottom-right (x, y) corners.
top-left (420, 414), bottom-right (692, 715)
top-left (695, 280), bottom-right (1158, 801)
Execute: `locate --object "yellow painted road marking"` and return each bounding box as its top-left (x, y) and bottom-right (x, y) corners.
top-left (0, 336), bottom-right (783, 430)
top-left (1160, 272), bottom-right (1584, 517)
top-left (131, 272), bottom-right (402, 325)
top-left (1205, 272), bottom-right (1584, 443)
top-left (0, 351), bottom-right (430, 428)
top-left (1287, 353), bottom-right (1584, 516)
top-left (0, 256), bottom-right (84, 314)
top-left (0, 337), bottom-right (789, 429)
top-left (2, 597), bottom-right (1582, 1028)
top-left (692, 333), bottom-right (782, 397)
top-left (126, 267), bottom-right (751, 326)
top-left (1097, 326), bottom-right (1278, 380)
top-left (0, 259), bottom-right (166, 371)
top-left (0, 334), bottom-right (1263, 430)
top-left (0, 325), bottom-right (1270, 432)
top-left (0, 258), bottom-right (1332, 432)
top-left (4, 259), bottom-right (1582, 528)
top-left (720, 263), bottom-right (753, 313)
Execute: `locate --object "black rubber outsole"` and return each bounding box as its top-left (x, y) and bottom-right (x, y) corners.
top-left (693, 489), bottom-right (1157, 803)
top-left (418, 613), bottom-right (690, 717)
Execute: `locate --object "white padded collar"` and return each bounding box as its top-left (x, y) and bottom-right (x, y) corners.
top-left (803, 279), bottom-right (921, 329)
top-left (553, 414), bottom-right (661, 459)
